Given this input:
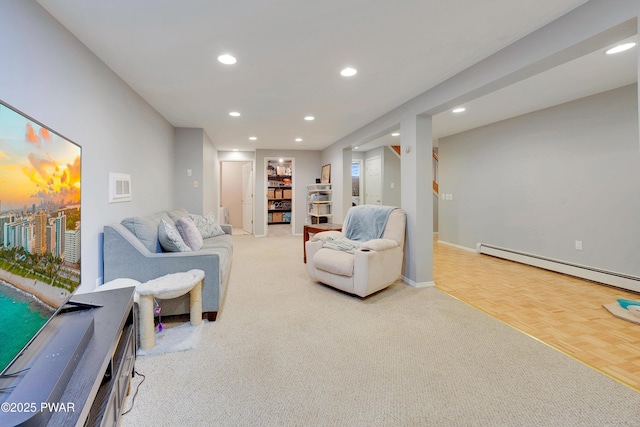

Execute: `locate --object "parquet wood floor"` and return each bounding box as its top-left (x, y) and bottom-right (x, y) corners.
top-left (433, 238), bottom-right (640, 392)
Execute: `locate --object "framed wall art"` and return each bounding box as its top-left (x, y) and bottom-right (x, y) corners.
top-left (321, 164), bottom-right (331, 184)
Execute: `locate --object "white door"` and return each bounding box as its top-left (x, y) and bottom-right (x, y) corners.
top-left (352, 160), bottom-right (363, 206)
top-left (242, 162), bottom-right (253, 234)
top-left (365, 156), bottom-right (382, 205)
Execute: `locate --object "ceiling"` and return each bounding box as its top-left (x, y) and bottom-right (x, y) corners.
top-left (37, 0), bottom-right (635, 153)
top-left (358, 33), bottom-right (638, 152)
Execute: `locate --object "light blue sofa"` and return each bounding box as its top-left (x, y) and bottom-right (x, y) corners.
top-left (102, 208), bottom-right (232, 320)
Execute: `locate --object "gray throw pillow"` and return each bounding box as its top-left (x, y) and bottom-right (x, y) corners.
top-left (121, 212), bottom-right (172, 253)
top-left (158, 219), bottom-right (192, 252)
top-left (175, 216), bottom-right (203, 251)
top-left (189, 212), bottom-right (225, 238)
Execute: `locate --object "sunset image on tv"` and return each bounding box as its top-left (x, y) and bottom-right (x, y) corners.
top-left (0, 102), bottom-right (81, 373)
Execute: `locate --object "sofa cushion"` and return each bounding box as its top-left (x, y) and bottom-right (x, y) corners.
top-left (313, 248), bottom-right (354, 277)
top-left (201, 233), bottom-right (233, 252)
top-left (158, 219), bottom-right (192, 252)
top-left (122, 211), bottom-right (172, 253)
top-left (167, 208), bottom-right (189, 223)
top-left (189, 212), bottom-right (225, 238)
top-left (175, 216), bottom-right (203, 251)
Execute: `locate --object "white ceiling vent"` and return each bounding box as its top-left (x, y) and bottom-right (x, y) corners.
top-left (109, 172), bottom-right (132, 203)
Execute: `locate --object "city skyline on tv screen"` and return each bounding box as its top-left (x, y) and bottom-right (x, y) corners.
top-left (0, 102), bottom-right (81, 304)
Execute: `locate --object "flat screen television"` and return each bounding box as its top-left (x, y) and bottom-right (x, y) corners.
top-left (0, 100), bottom-right (81, 377)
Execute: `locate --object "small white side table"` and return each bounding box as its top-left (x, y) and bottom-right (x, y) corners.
top-left (136, 269), bottom-right (205, 350)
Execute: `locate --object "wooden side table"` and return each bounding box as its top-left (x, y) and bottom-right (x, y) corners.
top-left (303, 223), bottom-right (342, 263)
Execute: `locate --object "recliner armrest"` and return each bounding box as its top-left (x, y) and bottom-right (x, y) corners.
top-left (361, 238), bottom-right (399, 251)
top-left (310, 230), bottom-right (344, 242)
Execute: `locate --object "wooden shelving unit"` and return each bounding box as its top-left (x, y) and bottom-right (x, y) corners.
top-left (267, 160), bottom-right (292, 224)
top-left (307, 184), bottom-right (332, 224)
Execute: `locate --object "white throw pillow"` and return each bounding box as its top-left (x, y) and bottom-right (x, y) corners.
top-left (189, 213), bottom-right (225, 238)
top-left (158, 219), bottom-right (192, 252)
top-left (175, 216), bottom-right (204, 251)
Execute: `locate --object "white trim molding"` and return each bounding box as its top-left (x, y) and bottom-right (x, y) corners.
top-left (404, 277), bottom-right (436, 288)
top-left (477, 243), bottom-right (640, 293)
top-left (437, 240), bottom-right (478, 253)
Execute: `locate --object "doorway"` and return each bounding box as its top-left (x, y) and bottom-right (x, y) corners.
top-left (352, 160), bottom-right (363, 206)
top-left (365, 156), bottom-right (382, 205)
top-left (265, 157), bottom-right (294, 236)
top-left (220, 161), bottom-right (253, 235)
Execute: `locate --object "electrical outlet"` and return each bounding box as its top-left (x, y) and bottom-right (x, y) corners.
top-left (193, 180), bottom-right (199, 188)
top-left (575, 240), bottom-right (583, 251)
top-left (187, 169), bottom-right (192, 176)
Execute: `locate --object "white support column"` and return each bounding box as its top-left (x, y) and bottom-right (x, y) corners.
top-left (401, 115), bottom-right (435, 287)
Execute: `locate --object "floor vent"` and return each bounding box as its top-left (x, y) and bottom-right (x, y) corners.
top-left (476, 243), bottom-right (640, 293)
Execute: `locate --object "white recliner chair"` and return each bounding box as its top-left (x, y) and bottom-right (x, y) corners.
top-left (306, 206), bottom-right (406, 297)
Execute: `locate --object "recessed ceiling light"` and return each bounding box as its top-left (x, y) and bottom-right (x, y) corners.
top-left (304, 116), bottom-right (315, 121)
top-left (249, 136), bottom-right (257, 141)
top-left (340, 67), bottom-right (357, 77)
top-left (229, 111), bottom-right (241, 117)
top-left (452, 107), bottom-right (466, 113)
top-left (354, 146), bottom-right (359, 150)
top-left (391, 132), bottom-right (400, 136)
top-left (295, 138), bottom-right (303, 142)
top-left (218, 54), bottom-right (237, 65)
top-left (605, 42), bottom-right (637, 55)
top-left (279, 158), bottom-right (284, 163)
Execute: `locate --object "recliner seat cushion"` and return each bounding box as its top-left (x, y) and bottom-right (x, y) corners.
top-left (313, 248), bottom-right (354, 277)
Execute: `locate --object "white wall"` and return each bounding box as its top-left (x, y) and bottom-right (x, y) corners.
top-left (203, 132), bottom-right (219, 216)
top-left (174, 128), bottom-right (220, 216)
top-left (1, 0), bottom-right (176, 293)
top-left (174, 128), bottom-right (205, 214)
top-left (439, 85), bottom-right (640, 276)
top-left (218, 151), bottom-right (255, 162)
top-left (382, 146), bottom-right (401, 207)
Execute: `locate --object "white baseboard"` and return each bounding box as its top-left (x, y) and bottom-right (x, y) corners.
top-left (403, 277), bottom-right (436, 288)
top-left (437, 240), bottom-right (478, 253)
top-left (477, 243), bottom-right (640, 293)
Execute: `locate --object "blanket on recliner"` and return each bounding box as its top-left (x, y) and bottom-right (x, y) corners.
top-left (343, 205), bottom-right (396, 242)
top-left (321, 236), bottom-right (362, 253)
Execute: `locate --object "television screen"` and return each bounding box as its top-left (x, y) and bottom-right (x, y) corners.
top-left (0, 101), bottom-right (81, 376)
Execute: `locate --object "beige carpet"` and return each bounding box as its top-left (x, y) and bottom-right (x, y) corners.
top-left (122, 234), bottom-right (640, 426)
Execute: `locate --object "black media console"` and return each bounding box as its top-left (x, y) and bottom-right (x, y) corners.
top-left (0, 286), bottom-right (136, 427)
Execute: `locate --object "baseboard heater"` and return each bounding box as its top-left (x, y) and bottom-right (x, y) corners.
top-left (476, 243), bottom-right (640, 294)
